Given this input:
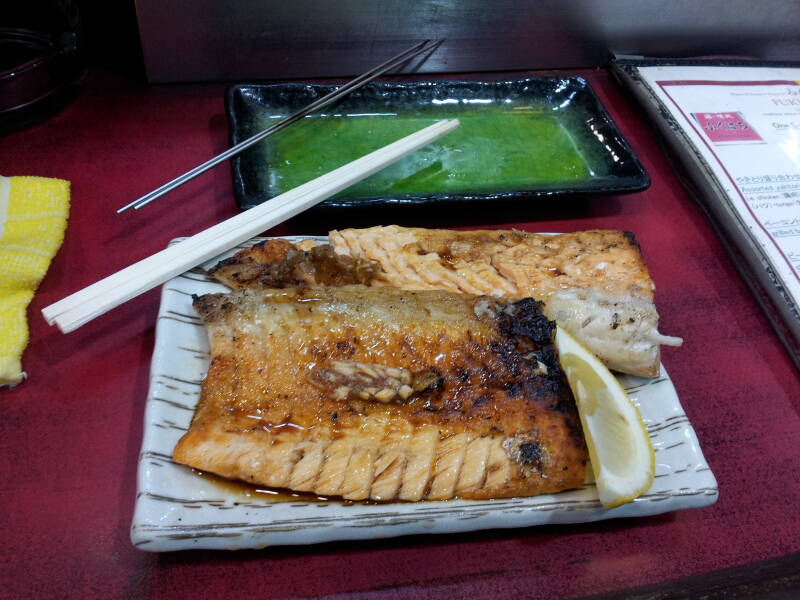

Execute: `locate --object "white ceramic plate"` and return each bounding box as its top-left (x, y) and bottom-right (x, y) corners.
top-left (131, 237), bottom-right (718, 552)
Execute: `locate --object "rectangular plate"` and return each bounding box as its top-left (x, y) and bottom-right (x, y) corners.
top-left (226, 77), bottom-right (650, 210)
top-left (131, 237), bottom-right (717, 551)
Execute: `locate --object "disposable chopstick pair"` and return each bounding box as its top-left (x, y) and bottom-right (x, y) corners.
top-left (43, 119), bottom-right (460, 334)
top-left (117, 39), bottom-right (441, 214)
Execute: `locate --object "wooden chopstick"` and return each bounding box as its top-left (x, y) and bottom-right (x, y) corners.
top-left (43, 119), bottom-right (460, 333)
top-left (117, 39), bottom-right (442, 214)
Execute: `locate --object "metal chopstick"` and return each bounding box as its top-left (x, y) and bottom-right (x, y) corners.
top-left (117, 39), bottom-right (440, 213)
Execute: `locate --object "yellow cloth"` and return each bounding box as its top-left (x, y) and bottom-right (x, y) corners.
top-left (0, 176), bottom-right (70, 386)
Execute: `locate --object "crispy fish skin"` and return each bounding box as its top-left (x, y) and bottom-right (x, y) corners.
top-left (209, 239), bottom-right (378, 291)
top-left (173, 286), bottom-right (587, 501)
top-left (329, 226), bottom-right (682, 377)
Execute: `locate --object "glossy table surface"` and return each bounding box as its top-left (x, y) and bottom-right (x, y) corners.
top-left (1, 68), bottom-right (799, 600)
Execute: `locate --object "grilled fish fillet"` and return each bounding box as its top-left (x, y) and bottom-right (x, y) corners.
top-left (173, 285), bottom-right (587, 501)
top-left (329, 226), bottom-right (682, 377)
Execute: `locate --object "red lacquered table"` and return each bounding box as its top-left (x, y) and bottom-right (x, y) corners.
top-left (1, 68), bottom-right (799, 600)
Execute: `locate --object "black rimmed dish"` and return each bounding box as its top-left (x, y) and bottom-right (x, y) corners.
top-left (225, 77), bottom-right (649, 210)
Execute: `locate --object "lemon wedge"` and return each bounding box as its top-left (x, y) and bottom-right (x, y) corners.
top-left (555, 326), bottom-right (655, 508)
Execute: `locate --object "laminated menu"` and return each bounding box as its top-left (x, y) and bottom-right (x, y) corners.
top-left (612, 60), bottom-right (800, 368)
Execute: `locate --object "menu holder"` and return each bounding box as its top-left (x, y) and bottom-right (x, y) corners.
top-left (612, 58), bottom-right (800, 370)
